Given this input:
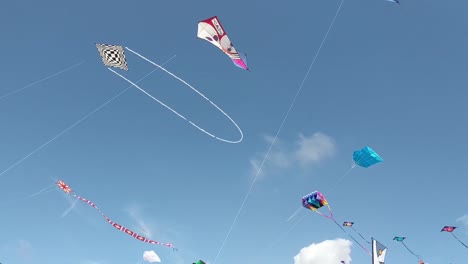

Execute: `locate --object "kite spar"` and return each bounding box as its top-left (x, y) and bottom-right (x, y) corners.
top-left (441, 226), bottom-right (468, 248)
top-left (56, 180), bottom-right (176, 249)
top-left (96, 43), bottom-right (244, 144)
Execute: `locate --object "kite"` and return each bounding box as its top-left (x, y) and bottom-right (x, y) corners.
top-left (343, 221), bottom-right (370, 244)
top-left (393, 236), bottom-right (424, 262)
top-left (193, 260), bottom-right (206, 264)
top-left (56, 180), bottom-right (176, 249)
top-left (441, 226), bottom-right (468, 248)
top-left (96, 44), bottom-right (128, 70)
top-left (386, 0), bottom-right (400, 4)
top-left (353, 146), bottom-right (383, 168)
top-left (302, 191), bottom-right (371, 255)
top-left (95, 43), bottom-right (244, 144)
top-left (372, 238), bottom-right (387, 264)
top-left (317, 146), bottom-right (383, 200)
top-left (197, 16), bottom-right (249, 71)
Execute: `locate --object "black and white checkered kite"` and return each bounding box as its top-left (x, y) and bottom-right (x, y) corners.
top-left (96, 44), bottom-right (128, 71)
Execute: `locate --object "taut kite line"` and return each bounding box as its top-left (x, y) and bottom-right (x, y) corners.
top-left (96, 44), bottom-right (243, 144)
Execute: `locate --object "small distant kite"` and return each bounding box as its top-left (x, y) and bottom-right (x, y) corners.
top-left (95, 43), bottom-right (244, 144)
top-left (353, 146), bottom-right (383, 168)
top-left (197, 16), bottom-right (249, 71)
top-left (56, 180), bottom-right (176, 249)
top-left (441, 226), bottom-right (468, 248)
top-left (386, 0), bottom-right (400, 4)
top-left (343, 221), bottom-right (370, 244)
top-left (302, 191), bottom-right (371, 255)
top-left (193, 260), bottom-right (206, 264)
top-left (393, 236), bottom-right (424, 262)
top-left (372, 238), bottom-right (387, 264)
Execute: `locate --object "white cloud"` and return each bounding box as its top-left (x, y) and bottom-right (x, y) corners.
top-left (143, 250), bottom-right (161, 263)
top-left (295, 133), bottom-right (336, 165)
top-left (293, 238), bottom-right (352, 264)
top-left (250, 132), bottom-right (336, 177)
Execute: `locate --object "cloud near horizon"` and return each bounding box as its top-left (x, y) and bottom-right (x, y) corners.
top-left (294, 238), bottom-right (352, 264)
top-left (250, 132), bottom-right (336, 177)
top-left (456, 214), bottom-right (468, 234)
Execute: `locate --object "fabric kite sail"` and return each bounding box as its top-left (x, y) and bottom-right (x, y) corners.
top-left (441, 226), bottom-right (468, 248)
top-left (353, 146), bottom-right (383, 168)
top-left (197, 16), bottom-right (249, 70)
top-left (343, 221), bottom-right (370, 244)
top-left (393, 236), bottom-right (424, 262)
top-left (56, 180), bottom-right (176, 249)
top-left (193, 260), bottom-right (206, 264)
top-left (302, 191), bottom-right (371, 255)
top-left (96, 44), bottom-right (128, 71)
top-left (372, 238), bottom-right (387, 264)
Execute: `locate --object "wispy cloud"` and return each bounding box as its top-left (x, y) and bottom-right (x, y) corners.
top-left (294, 238), bottom-right (352, 264)
top-left (295, 133), bottom-right (336, 165)
top-left (456, 214), bottom-right (468, 234)
top-left (250, 132), bottom-right (336, 177)
top-left (1, 239), bottom-right (33, 262)
top-left (124, 203), bottom-right (155, 238)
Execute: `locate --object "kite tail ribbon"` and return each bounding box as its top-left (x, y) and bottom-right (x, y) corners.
top-left (451, 233), bottom-right (468, 248)
top-left (68, 193), bottom-right (176, 249)
top-left (331, 218), bottom-right (371, 256)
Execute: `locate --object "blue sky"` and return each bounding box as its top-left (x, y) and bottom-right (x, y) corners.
top-left (0, 0), bottom-right (467, 264)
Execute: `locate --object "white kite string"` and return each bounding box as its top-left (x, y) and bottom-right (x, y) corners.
top-left (212, 0), bottom-right (346, 262)
top-left (0, 60), bottom-right (85, 101)
top-left (117, 47), bottom-right (243, 144)
top-left (0, 55), bottom-right (176, 178)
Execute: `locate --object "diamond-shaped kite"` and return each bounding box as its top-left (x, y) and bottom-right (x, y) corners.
top-left (96, 43), bottom-right (128, 71)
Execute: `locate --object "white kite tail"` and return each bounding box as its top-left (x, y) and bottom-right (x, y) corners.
top-left (114, 47), bottom-right (243, 144)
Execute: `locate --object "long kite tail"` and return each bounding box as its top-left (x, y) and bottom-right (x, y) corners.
top-left (401, 241), bottom-right (422, 260)
top-left (331, 218), bottom-right (371, 256)
top-left (70, 194), bottom-right (176, 249)
top-left (451, 233), bottom-right (468, 248)
top-left (351, 226), bottom-right (371, 244)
